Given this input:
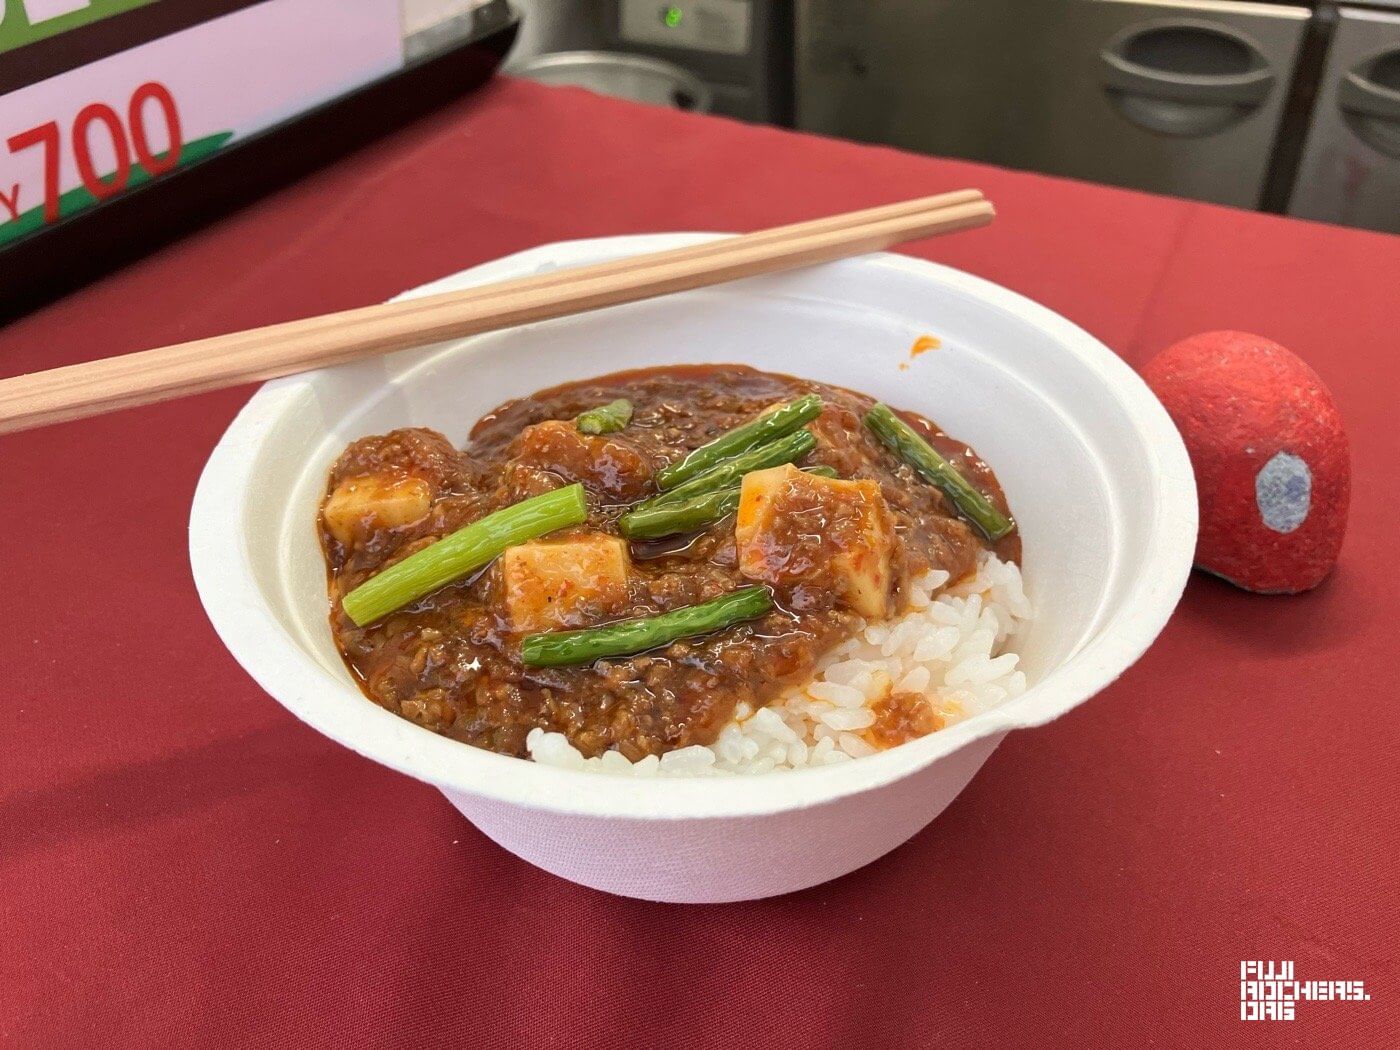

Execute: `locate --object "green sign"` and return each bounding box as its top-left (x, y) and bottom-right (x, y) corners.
top-left (0, 0), bottom-right (160, 54)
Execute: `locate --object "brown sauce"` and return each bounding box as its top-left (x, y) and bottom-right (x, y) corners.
top-left (865, 690), bottom-right (947, 750)
top-left (319, 365), bottom-right (1018, 760)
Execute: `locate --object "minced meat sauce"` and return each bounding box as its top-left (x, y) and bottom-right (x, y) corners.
top-left (320, 365), bottom-right (1018, 760)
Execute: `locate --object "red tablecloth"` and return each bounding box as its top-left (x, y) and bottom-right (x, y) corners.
top-left (3, 78), bottom-right (1397, 1048)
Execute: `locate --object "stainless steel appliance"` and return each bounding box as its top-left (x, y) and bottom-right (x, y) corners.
top-left (1288, 5), bottom-right (1400, 231)
top-left (515, 49), bottom-right (715, 110)
top-left (613, 0), bottom-right (791, 118)
top-left (795, 0), bottom-right (1310, 209)
top-left (511, 0), bottom-right (791, 121)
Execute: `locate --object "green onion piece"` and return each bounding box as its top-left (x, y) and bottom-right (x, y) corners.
top-left (655, 393), bottom-right (823, 490)
top-left (341, 483), bottom-right (588, 626)
top-left (863, 403), bottom-right (1014, 541)
top-left (638, 428), bottom-right (817, 517)
top-left (520, 586), bottom-right (774, 667)
top-left (619, 465), bottom-right (839, 540)
top-left (575, 398), bottom-right (633, 435)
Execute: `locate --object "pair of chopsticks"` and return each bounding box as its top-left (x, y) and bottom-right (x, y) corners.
top-left (0, 189), bottom-right (994, 435)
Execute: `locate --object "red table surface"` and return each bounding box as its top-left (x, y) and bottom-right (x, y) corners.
top-left (2, 78), bottom-right (1397, 1048)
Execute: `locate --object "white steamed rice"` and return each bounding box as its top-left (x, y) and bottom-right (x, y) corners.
top-left (526, 550), bottom-right (1032, 777)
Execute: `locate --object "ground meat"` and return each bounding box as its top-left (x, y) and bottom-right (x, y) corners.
top-left (507, 420), bottom-right (657, 502)
top-left (320, 365), bottom-right (1017, 759)
top-left (865, 690), bottom-right (946, 749)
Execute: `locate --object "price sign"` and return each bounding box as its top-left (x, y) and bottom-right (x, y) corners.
top-left (1, 0), bottom-right (404, 249)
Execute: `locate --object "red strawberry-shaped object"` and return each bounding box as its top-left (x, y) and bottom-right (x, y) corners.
top-left (1142, 331), bottom-right (1350, 594)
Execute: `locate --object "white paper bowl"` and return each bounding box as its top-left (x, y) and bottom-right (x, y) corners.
top-left (190, 234), bottom-right (1196, 903)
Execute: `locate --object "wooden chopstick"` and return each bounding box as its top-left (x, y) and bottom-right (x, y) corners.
top-left (201, 189), bottom-right (988, 367)
top-left (391, 188), bottom-right (987, 306)
top-left (0, 192), bottom-right (993, 435)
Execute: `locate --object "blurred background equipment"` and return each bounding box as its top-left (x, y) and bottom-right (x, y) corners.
top-left (796, 0), bottom-right (1311, 211)
top-left (1287, 5), bottom-right (1400, 230)
top-left (792, 0), bottom-right (1400, 232)
top-left (508, 0), bottom-right (1399, 232)
top-left (508, 0), bottom-right (793, 120)
top-left (515, 50), bottom-right (713, 110)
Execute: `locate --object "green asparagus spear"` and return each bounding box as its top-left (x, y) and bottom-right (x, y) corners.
top-left (619, 465), bottom-right (839, 540)
top-left (520, 585), bottom-right (774, 667)
top-left (575, 398), bottom-right (633, 435)
top-left (655, 393), bottom-right (823, 490)
top-left (342, 483), bottom-right (588, 626)
top-left (640, 428), bottom-right (817, 515)
top-left (863, 403), bottom-right (1014, 541)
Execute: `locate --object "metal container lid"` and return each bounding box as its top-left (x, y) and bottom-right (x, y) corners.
top-left (512, 50), bottom-right (713, 112)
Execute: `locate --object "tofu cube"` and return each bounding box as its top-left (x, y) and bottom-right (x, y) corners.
top-left (323, 473), bottom-right (432, 546)
top-left (500, 532), bottom-right (631, 633)
top-left (735, 464), bottom-right (896, 618)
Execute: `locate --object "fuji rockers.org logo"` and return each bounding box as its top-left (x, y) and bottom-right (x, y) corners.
top-left (1240, 960), bottom-right (1372, 1021)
